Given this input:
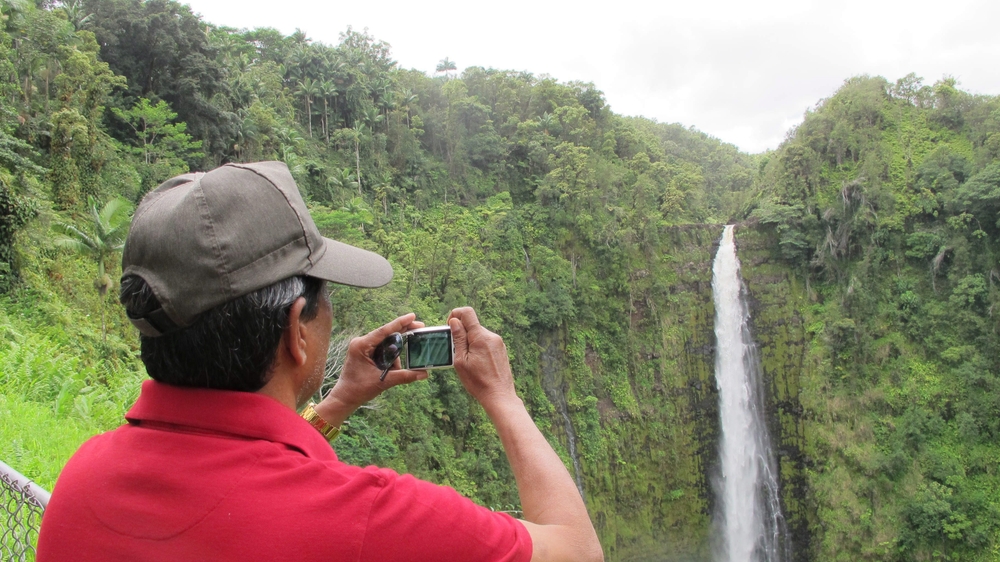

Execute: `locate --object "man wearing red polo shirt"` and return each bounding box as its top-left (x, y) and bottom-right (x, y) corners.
top-left (36, 162), bottom-right (602, 561)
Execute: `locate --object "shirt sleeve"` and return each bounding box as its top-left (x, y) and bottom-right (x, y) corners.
top-left (357, 468), bottom-right (532, 562)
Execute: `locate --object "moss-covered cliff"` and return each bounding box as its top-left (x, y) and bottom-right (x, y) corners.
top-left (570, 224), bottom-right (722, 560)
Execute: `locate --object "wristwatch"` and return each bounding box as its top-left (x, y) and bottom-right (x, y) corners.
top-left (301, 402), bottom-right (342, 441)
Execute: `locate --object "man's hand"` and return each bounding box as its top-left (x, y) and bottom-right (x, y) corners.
top-left (448, 307), bottom-right (517, 410)
top-left (448, 306), bottom-right (604, 562)
top-left (315, 313), bottom-right (426, 427)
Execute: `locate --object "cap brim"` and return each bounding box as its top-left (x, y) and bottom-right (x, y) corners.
top-left (309, 237), bottom-right (394, 288)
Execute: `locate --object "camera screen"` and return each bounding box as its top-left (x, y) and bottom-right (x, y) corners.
top-left (406, 330), bottom-right (453, 369)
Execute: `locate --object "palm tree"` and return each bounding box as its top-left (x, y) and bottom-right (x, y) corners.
top-left (351, 122), bottom-right (365, 194)
top-left (232, 107), bottom-right (259, 161)
top-left (400, 89), bottom-right (419, 128)
top-left (538, 112), bottom-right (556, 135)
top-left (53, 197), bottom-right (132, 342)
top-left (372, 172), bottom-right (396, 216)
top-left (209, 28), bottom-right (244, 66)
top-left (0, 0), bottom-right (32, 24)
top-left (329, 64), bottom-right (347, 122)
top-left (435, 57), bottom-right (457, 78)
top-left (377, 88), bottom-right (395, 131)
top-left (339, 197), bottom-right (373, 233)
top-left (361, 106), bottom-right (384, 130)
top-left (317, 79), bottom-right (338, 143)
top-left (538, 112), bottom-right (558, 149)
top-left (325, 167), bottom-right (359, 200)
top-left (369, 76), bottom-right (394, 126)
top-left (289, 29), bottom-right (309, 45)
top-left (280, 143), bottom-right (308, 178)
top-left (57, 0), bottom-right (94, 31)
top-left (296, 77), bottom-right (320, 137)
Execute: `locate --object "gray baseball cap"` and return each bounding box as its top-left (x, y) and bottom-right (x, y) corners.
top-left (122, 161), bottom-right (393, 337)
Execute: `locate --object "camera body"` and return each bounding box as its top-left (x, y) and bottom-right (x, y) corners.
top-left (374, 326), bottom-right (454, 372)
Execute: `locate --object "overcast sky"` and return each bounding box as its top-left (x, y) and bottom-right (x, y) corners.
top-left (181, 0), bottom-right (1000, 154)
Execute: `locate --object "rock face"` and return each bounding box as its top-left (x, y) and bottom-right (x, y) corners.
top-left (550, 224), bottom-right (723, 560)
top-left (736, 225), bottom-right (812, 562)
top-left (544, 224), bottom-right (814, 561)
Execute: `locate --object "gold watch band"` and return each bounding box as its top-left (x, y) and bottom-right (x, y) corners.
top-left (301, 402), bottom-right (342, 441)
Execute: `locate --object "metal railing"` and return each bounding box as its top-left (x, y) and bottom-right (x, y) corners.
top-left (0, 461), bottom-right (49, 562)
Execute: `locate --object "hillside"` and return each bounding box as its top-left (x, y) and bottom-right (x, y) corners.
top-left (748, 75), bottom-right (1000, 561)
top-left (2, 1), bottom-right (1000, 560)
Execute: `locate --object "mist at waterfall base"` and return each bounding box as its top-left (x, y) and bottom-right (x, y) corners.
top-left (711, 226), bottom-right (790, 562)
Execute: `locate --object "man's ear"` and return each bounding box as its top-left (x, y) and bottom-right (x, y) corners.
top-left (283, 297), bottom-right (309, 367)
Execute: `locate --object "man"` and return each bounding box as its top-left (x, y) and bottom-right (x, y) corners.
top-left (36, 162), bottom-right (603, 562)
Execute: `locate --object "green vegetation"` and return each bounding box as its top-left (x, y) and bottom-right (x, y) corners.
top-left (52, 195), bottom-right (131, 341)
top-left (747, 74), bottom-right (1000, 562)
top-left (1, 1), bottom-right (998, 560)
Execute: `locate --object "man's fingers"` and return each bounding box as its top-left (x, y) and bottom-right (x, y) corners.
top-left (449, 307), bottom-right (481, 332)
top-left (367, 313), bottom-right (417, 345)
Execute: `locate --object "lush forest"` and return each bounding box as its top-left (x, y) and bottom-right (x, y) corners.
top-left (1, 0), bottom-right (999, 560)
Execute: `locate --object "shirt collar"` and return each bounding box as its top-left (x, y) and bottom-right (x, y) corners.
top-left (125, 379), bottom-right (337, 461)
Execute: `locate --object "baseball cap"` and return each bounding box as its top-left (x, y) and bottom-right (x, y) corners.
top-left (121, 161), bottom-right (393, 337)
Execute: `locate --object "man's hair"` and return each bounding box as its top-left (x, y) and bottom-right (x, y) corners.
top-left (120, 275), bottom-right (326, 392)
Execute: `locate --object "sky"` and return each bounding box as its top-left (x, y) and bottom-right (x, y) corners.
top-left (181, 0), bottom-right (1000, 154)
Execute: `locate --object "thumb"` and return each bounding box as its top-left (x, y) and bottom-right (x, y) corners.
top-left (381, 369), bottom-right (429, 388)
top-left (449, 317), bottom-right (468, 358)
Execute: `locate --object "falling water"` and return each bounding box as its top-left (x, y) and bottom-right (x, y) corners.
top-left (540, 341), bottom-right (585, 499)
top-left (559, 401), bottom-right (586, 500)
top-left (712, 225), bottom-right (790, 562)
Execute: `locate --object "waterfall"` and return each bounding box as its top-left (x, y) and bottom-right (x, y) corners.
top-left (540, 339), bottom-right (585, 499)
top-left (711, 225), bottom-right (790, 562)
top-left (558, 398), bottom-right (586, 499)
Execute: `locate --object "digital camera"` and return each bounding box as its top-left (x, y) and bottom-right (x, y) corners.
top-left (373, 326), bottom-right (454, 374)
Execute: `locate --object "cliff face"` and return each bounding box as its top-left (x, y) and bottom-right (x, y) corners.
top-left (533, 225), bottom-right (717, 560)
top-left (546, 224), bottom-right (814, 561)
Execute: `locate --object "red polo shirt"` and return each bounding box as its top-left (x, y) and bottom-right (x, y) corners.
top-left (37, 380), bottom-right (532, 562)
